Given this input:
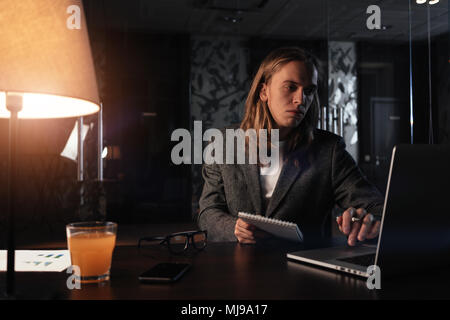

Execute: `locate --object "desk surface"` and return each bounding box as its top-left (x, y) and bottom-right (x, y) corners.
top-left (2, 224), bottom-right (450, 300)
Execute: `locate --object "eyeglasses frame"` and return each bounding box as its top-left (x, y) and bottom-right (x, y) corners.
top-left (138, 230), bottom-right (208, 254)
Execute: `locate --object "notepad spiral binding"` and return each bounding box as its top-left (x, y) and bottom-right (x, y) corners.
top-left (238, 212), bottom-right (296, 227)
top-left (238, 211), bottom-right (303, 242)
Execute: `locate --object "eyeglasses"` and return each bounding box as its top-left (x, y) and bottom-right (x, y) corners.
top-left (138, 230), bottom-right (207, 254)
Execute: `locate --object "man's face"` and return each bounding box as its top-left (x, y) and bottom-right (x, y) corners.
top-left (260, 60), bottom-right (318, 130)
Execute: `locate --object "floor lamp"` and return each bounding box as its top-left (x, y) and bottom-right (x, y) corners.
top-left (0, 0), bottom-right (100, 296)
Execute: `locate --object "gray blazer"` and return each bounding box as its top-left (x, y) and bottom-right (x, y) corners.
top-left (197, 128), bottom-right (384, 243)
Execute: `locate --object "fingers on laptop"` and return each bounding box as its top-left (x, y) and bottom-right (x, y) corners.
top-left (347, 208), bottom-right (366, 246)
top-left (366, 221), bottom-right (381, 239)
top-left (336, 215), bottom-right (343, 233)
top-left (339, 208), bottom-right (351, 235)
top-left (357, 214), bottom-right (380, 241)
top-left (341, 207), bottom-right (365, 236)
top-left (337, 208), bottom-right (380, 245)
top-left (357, 213), bottom-right (374, 241)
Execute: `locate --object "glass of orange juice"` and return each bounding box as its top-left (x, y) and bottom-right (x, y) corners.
top-left (66, 221), bottom-right (117, 283)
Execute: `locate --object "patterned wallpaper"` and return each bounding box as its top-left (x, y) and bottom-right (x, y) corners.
top-left (190, 36), bottom-right (251, 215)
top-left (328, 41), bottom-right (359, 161)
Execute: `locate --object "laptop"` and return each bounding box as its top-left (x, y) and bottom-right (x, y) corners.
top-left (287, 144), bottom-right (450, 278)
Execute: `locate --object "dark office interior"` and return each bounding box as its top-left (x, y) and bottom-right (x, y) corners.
top-left (0, 0), bottom-right (448, 284)
top-left (0, 0), bottom-right (449, 246)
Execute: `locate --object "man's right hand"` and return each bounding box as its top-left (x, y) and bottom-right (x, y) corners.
top-left (234, 218), bottom-right (271, 244)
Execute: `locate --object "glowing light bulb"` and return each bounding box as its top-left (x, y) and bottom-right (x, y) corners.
top-left (0, 92), bottom-right (99, 119)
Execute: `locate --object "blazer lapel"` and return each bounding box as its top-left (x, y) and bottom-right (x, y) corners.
top-left (265, 145), bottom-right (311, 218)
top-left (242, 164), bottom-right (263, 215)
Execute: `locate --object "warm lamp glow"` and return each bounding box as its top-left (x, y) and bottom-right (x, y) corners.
top-left (0, 92), bottom-right (99, 119)
top-left (0, 0), bottom-right (101, 297)
top-left (0, 0), bottom-right (100, 118)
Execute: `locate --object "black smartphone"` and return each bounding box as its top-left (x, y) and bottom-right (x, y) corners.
top-left (138, 263), bottom-right (191, 283)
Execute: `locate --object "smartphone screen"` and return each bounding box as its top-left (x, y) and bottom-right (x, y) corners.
top-left (138, 263), bottom-right (191, 283)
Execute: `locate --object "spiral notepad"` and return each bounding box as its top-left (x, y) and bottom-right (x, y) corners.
top-left (238, 212), bottom-right (303, 243)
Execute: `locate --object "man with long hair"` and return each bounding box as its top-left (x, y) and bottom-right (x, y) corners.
top-left (198, 47), bottom-right (383, 247)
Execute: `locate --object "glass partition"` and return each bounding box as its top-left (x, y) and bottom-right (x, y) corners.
top-left (0, 0), bottom-right (448, 247)
top-left (81, 0), bottom-right (448, 221)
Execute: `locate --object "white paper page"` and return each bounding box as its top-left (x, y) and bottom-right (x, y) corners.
top-left (0, 250), bottom-right (71, 272)
top-left (60, 121), bottom-right (90, 161)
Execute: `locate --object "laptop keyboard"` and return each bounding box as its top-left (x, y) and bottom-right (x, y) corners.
top-left (337, 253), bottom-right (375, 267)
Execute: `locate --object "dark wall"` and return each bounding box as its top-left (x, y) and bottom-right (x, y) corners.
top-left (357, 42), bottom-right (411, 193)
top-left (433, 33), bottom-right (450, 144)
top-left (0, 118), bottom-right (83, 247)
top-left (412, 42), bottom-right (433, 145)
top-left (97, 30), bottom-right (192, 224)
top-left (356, 35), bottom-right (449, 194)
top-left (2, 2), bottom-right (446, 239)
top-left (410, 34), bottom-right (449, 146)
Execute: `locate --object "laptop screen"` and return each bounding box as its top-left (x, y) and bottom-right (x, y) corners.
top-left (375, 144), bottom-right (450, 277)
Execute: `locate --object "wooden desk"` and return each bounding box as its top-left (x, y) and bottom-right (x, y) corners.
top-left (2, 224), bottom-right (450, 300)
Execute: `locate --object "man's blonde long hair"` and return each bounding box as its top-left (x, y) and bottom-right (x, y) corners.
top-left (240, 47), bottom-right (321, 153)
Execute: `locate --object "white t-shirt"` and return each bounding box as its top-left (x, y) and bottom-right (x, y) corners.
top-left (259, 141), bottom-right (286, 204)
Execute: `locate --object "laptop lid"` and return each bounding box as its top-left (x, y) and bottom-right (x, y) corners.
top-left (375, 144), bottom-right (450, 277)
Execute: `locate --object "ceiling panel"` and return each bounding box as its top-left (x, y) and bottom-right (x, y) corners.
top-left (84, 0), bottom-right (448, 42)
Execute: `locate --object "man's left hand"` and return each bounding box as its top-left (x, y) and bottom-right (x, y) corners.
top-left (336, 207), bottom-right (381, 246)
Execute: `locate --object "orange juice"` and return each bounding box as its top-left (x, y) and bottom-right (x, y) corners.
top-left (68, 231), bottom-right (116, 281)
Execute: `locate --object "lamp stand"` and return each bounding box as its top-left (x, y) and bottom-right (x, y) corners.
top-left (5, 93), bottom-right (23, 297)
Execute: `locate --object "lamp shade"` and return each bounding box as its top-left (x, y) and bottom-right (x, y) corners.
top-left (0, 0), bottom-right (100, 118)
